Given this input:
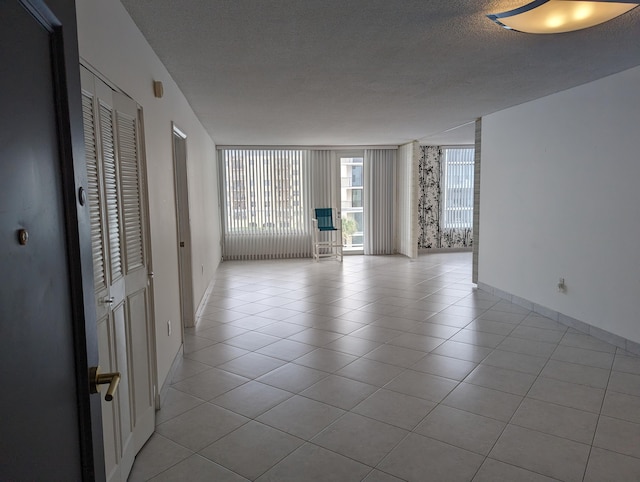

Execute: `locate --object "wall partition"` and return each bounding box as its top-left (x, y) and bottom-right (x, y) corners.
top-left (480, 65), bottom-right (640, 345)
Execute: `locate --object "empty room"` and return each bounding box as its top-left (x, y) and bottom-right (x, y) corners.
top-left (2, 0), bottom-right (640, 481)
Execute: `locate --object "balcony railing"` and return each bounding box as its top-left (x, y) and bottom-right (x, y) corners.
top-left (342, 202), bottom-right (363, 209)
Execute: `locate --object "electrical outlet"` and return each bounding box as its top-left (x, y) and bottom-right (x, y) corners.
top-left (167, 320), bottom-right (172, 336)
top-left (557, 278), bottom-right (566, 293)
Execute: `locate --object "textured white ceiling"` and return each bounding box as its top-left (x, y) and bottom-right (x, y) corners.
top-left (120, 0), bottom-right (640, 146)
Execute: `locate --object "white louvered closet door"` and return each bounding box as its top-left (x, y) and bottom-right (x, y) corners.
top-left (113, 91), bottom-right (155, 456)
top-left (80, 67), bottom-right (154, 482)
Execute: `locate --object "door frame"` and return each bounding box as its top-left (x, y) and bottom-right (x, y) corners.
top-left (17, 0), bottom-right (105, 478)
top-left (172, 123), bottom-right (195, 329)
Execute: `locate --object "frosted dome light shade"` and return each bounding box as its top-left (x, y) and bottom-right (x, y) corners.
top-left (488, 0), bottom-right (638, 34)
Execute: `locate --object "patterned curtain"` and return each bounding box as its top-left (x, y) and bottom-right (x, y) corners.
top-left (418, 146), bottom-right (441, 248)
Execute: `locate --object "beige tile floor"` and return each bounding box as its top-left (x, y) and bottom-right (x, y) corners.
top-left (129, 252), bottom-right (640, 481)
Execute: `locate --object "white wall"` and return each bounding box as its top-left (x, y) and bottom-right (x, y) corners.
top-left (76, 0), bottom-right (222, 388)
top-left (480, 65), bottom-right (640, 344)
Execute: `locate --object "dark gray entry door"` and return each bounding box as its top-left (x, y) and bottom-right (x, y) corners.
top-left (0, 1), bottom-right (103, 480)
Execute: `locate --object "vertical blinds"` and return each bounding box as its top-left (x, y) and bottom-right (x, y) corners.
top-left (442, 147), bottom-right (475, 229)
top-left (363, 149), bottom-right (396, 255)
top-left (223, 149), bottom-right (306, 233)
top-left (221, 149), bottom-right (311, 259)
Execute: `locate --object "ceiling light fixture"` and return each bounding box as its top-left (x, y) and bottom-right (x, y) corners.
top-left (487, 0), bottom-right (639, 34)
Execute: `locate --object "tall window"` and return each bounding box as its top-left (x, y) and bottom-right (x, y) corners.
top-left (442, 147), bottom-right (474, 229)
top-left (222, 149), bottom-right (306, 233)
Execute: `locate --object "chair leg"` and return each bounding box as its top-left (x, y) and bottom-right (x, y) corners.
top-left (312, 218), bottom-right (319, 262)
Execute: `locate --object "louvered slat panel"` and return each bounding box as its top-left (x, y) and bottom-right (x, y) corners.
top-left (82, 93), bottom-right (107, 291)
top-left (116, 111), bottom-right (144, 272)
top-left (100, 102), bottom-right (122, 280)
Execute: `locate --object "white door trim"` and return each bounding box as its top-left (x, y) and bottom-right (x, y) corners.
top-left (172, 124), bottom-right (195, 329)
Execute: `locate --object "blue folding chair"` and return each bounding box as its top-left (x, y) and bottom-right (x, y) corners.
top-left (312, 208), bottom-right (343, 262)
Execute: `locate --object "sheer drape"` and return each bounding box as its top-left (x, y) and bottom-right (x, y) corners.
top-left (396, 141), bottom-right (419, 259)
top-left (220, 149), bottom-right (312, 260)
top-left (364, 149), bottom-right (396, 255)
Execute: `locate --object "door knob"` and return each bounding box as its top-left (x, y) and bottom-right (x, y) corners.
top-left (89, 366), bottom-right (121, 402)
top-left (102, 296), bottom-right (115, 304)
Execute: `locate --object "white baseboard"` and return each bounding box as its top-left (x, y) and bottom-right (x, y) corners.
top-left (477, 282), bottom-right (640, 356)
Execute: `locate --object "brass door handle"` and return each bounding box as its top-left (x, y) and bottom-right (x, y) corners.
top-left (89, 366), bottom-right (121, 402)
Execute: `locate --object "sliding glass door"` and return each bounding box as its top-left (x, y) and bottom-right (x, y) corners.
top-left (339, 152), bottom-right (364, 253)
